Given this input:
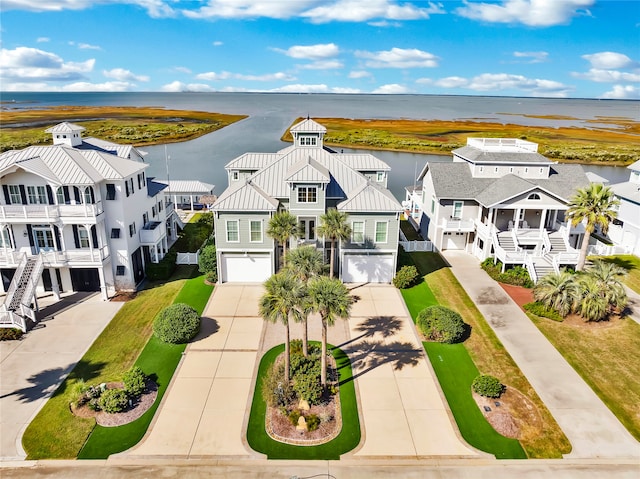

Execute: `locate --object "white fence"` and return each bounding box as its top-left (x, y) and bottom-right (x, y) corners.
top-left (400, 240), bottom-right (434, 252)
top-left (176, 252), bottom-right (199, 265)
top-left (587, 243), bottom-right (632, 257)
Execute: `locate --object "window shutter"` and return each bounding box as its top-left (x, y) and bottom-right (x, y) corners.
top-left (63, 186), bottom-right (70, 204)
top-left (46, 185), bottom-right (54, 205)
top-left (26, 225), bottom-right (34, 248)
top-left (73, 187), bottom-right (81, 204)
top-left (91, 225), bottom-right (98, 249)
top-left (19, 185), bottom-right (27, 205)
top-left (125, 181), bottom-right (130, 197)
top-left (53, 225), bottom-right (62, 251)
top-left (2, 185), bottom-right (10, 204)
top-left (72, 225), bottom-right (80, 248)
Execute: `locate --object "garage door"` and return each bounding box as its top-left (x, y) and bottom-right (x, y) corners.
top-left (444, 232), bottom-right (467, 250)
top-left (342, 254), bottom-right (394, 283)
top-left (221, 254), bottom-right (272, 283)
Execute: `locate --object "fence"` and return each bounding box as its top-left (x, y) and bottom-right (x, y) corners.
top-left (176, 252), bottom-right (199, 265)
top-left (399, 240), bottom-right (434, 252)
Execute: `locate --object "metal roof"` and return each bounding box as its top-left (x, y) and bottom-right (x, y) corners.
top-left (336, 154), bottom-right (390, 171)
top-left (338, 182), bottom-right (402, 212)
top-left (212, 180), bottom-right (278, 211)
top-left (155, 180), bottom-right (214, 194)
top-left (147, 178), bottom-right (169, 197)
top-left (627, 159), bottom-right (640, 172)
top-left (44, 122), bottom-right (85, 133)
top-left (452, 145), bottom-right (551, 164)
top-left (225, 152), bottom-right (278, 170)
top-left (285, 156), bottom-right (330, 183)
top-left (290, 118), bottom-right (327, 133)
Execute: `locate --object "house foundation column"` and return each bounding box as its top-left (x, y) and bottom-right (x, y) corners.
top-left (97, 267), bottom-right (108, 300)
top-left (50, 268), bottom-right (60, 300)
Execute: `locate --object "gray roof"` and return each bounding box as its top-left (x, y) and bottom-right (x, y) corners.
top-left (147, 178), bottom-right (169, 197)
top-left (336, 154), bottom-right (390, 171)
top-left (627, 159), bottom-right (640, 172)
top-left (212, 179), bottom-right (278, 211)
top-left (225, 152), bottom-right (278, 170)
top-left (79, 137), bottom-right (142, 159)
top-left (611, 181), bottom-right (640, 205)
top-left (290, 118), bottom-right (327, 133)
top-left (338, 182), bottom-right (401, 212)
top-left (155, 179), bottom-right (214, 194)
top-left (45, 122), bottom-right (85, 133)
top-left (285, 156), bottom-right (330, 183)
top-left (425, 161), bottom-right (589, 206)
top-left (453, 145), bottom-right (552, 164)
top-left (585, 171), bottom-right (610, 184)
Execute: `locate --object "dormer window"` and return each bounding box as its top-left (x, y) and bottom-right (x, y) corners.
top-left (527, 193), bottom-right (541, 200)
top-left (298, 186), bottom-right (317, 203)
top-left (376, 172), bottom-right (384, 182)
top-left (298, 135), bottom-right (317, 146)
top-left (232, 171), bottom-right (239, 181)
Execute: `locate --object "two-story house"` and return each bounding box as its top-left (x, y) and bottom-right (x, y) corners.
top-left (408, 138), bottom-right (590, 281)
top-left (212, 118), bottom-right (402, 283)
top-left (608, 160), bottom-right (640, 256)
top-left (0, 122), bottom-right (179, 331)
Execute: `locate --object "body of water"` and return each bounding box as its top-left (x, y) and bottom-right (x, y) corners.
top-left (3, 92), bottom-right (637, 199)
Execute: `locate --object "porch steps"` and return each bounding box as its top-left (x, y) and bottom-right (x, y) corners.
top-left (7, 257), bottom-right (38, 311)
top-left (496, 234), bottom-right (517, 251)
top-left (548, 234), bottom-right (568, 253)
top-left (532, 256), bottom-right (555, 280)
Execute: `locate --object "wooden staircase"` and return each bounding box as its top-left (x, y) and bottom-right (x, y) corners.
top-left (0, 254), bottom-right (43, 331)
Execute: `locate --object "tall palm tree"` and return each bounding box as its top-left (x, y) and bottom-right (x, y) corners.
top-left (307, 276), bottom-right (353, 387)
top-left (259, 272), bottom-right (304, 383)
top-left (584, 259), bottom-right (628, 314)
top-left (567, 183), bottom-right (619, 271)
top-left (267, 210), bottom-right (299, 269)
top-left (533, 269), bottom-right (581, 317)
top-left (316, 208), bottom-right (351, 279)
top-left (285, 246), bottom-right (327, 356)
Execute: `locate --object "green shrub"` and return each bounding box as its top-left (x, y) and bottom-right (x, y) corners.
top-left (306, 414), bottom-right (320, 432)
top-left (261, 360), bottom-right (294, 407)
top-left (153, 303), bottom-right (201, 344)
top-left (523, 301), bottom-right (564, 322)
top-left (205, 270), bottom-right (217, 284)
top-left (122, 366), bottom-right (147, 397)
top-left (472, 375), bottom-right (504, 398)
top-left (481, 259), bottom-right (533, 288)
top-left (98, 388), bottom-right (129, 413)
top-left (71, 380), bottom-right (89, 407)
top-left (288, 409), bottom-right (301, 426)
top-left (393, 265), bottom-right (419, 289)
top-left (290, 350), bottom-right (323, 404)
top-left (0, 328), bottom-right (24, 340)
top-left (416, 305), bottom-right (466, 344)
top-left (198, 244), bottom-right (217, 274)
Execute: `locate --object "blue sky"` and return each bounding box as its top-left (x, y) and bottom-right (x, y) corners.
top-left (0, 0), bottom-right (638, 98)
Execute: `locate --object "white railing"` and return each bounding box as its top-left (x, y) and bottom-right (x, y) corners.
top-left (0, 249), bottom-right (22, 266)
top-left (3, 253), bottom-right (28, 310)
top-left (0, 309), bottom-right (26, 331)
top-left (400, 240), bottom-right (434, 252)
top-left (140, 221), bottom-right (165, 244)
top-left (542, 230), bottom-right (551, 255)
top-left (475, 220), bottom-right (495, 238)
top-left (40, 247), bottom-right (107, 265)
top-left (524, 254), bottom-right (537, 284)
top-left (587, 243), bottom-right (631, 256)
top-left (0, 202), bottom-right (103, 221)
top-left (19, 255), bottom-right (43, 312)
top-left (177, 252), bottom-right (199, 265)
top-left (441, 218), bottom-right (475, 231)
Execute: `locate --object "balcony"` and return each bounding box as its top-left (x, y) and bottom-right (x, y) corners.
top-left (0, 202), bottom-right (103, 222)
top-left (140, 221), bottom-right (165, 244)
top-left (441, 217), bottom-right (476, 232)
top-left (0, 247), bottom-right (108, 267)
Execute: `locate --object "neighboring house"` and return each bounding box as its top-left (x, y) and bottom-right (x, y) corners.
top-left (212, 118), bottom-right (402, 283)
top-left (0, 122), bottom-right (180, 331)
top-left (608, 160), bottom-right (640, 256)
top-left (407, 138), bottom-right (590, 281)
top-left (156, 179), bottom-right (215, 211)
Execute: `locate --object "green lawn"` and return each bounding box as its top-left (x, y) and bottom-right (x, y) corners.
top-left (246, 343), bottom-right (361, 459)
top-left (425, 343), bottom-right (526, 459)
top-left (399, 252), bottom-right (570, 458)
top-left (78, 274), bottom-right (214, 458)
top-left (595, 255), bottom-right (640, 294)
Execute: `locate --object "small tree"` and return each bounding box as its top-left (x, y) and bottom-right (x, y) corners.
top-left (416, 306), bottom-right (466, 343)
top-left (153, 303), bottom-right (201, 343)
top-left (198, 244), bottom-right (217, 276)
top-left (533, 270), bottom-right (580, 318)
top-left (267, 211), bottom-right (299, 269)
top-left (316, 208), bottom-right (351, 279)
top-left (472, 375), bottom-right (504, 398)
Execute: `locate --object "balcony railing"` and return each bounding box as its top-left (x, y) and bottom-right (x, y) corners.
top-left (39, 248), bottom-right (108, 265)
top-left (0, 202), bottom-right (103, 221)
top-left (140, 221), bottom-right (165, 244)
top-left (441, 217), bottom-right (475, 231)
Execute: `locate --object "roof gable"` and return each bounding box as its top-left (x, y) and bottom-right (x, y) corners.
top-left (212, 180), bottom-right (278, 211)
top-left (290, 118), bottom-right (327, 133)
top-left (44, 122), bottom-right (85, 134)
top-left (337, 182), bottom-right (401, 212)
top-left (285, 156), bottom-right (330, 183)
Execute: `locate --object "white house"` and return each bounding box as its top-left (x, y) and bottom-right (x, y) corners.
top-left (212, 118), bottom-right (402, 284)
top-left (407, 138), bottom-right (591, 281)
top-left (608, 160), bottom-right (640, 256)
top-left (0, 122), bottom-right (180, 331)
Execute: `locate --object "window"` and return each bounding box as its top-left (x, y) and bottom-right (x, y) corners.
top-left (116, 265), bottom-right (125, 276)
top-left (250, 220), bottom-right (262, 242)
top-left (106, 184), bottom-right (116, 200)
top-left (78, 227), bottom-right (90, 248)
top-left (143, 212), bottom-right (149, 226)
top-left (129, 222), bottom-right (136, 237)
top-left (125, 181), bottom-right (130, 197)
top-left (525, 167), bottom-right (529, 173)
top-left (27, 186), bottom-right (47, 204)
top-left (299, 218), bottom-right (316, 241)
top-left (0, 228), bottom-right (12, 248)
top-left (299, 136), bottom-right (317, 146)
top-left (431, 199), bottom-right (435, 214)
top-left (452, 201), bottom-right (463, 219)
top-left (297, 186), bottom-right (317, 203)
top-left (527, 193), bottom-right (541, 200)
top-left (34, 227), bottom-right (54, 251)
top-left (83, 186), bottom-right (94, 204)
top-left (226, 220), bottom-right (239, 242)
top-left (111, 228), bottom-right (121, 239)
top-left (375, 222), bottom-right (388, 243)
top-left (376, 171), bottom-right (385, 182)
top-left (56, 187), bottom-right (65, 204)
top-left (352, 221), bottom-right (364, 243)
top-left (152, 206), bottom-right (156, 217)
top-left (232, 171), bottom-right (239, 181)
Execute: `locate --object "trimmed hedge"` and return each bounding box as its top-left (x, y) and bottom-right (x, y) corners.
top-left (98, 389), bottom-right (129, 413)
top-left (523, 301), bottom-right (564, 322)
top-left (481, 259), bottom-right (534, 288)
top-left (416, 305), bottom-right (466, 344)
top-left (393, 265), bottom-right (419, 289)
top-left (472, 375), bottom-right (504, 398)
top-left (152, 303), bottom-right (201, 344)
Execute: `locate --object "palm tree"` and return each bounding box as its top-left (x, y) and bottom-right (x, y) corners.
top-left (259, 272), bottom-right (304, 383)
top-left (267, 211), bottom-right (299, 269)
top-left (576, 275), bottom-right (609, 322)
top-left (533, 269), bottom-right (581, 317)
top-left (285, 246), bottom-right (327, 356)
top-left (316, 208), bottom-right (351, 279)
top-left (567, 183), bottom-right (619, 271)
top-left (307, 276), bottom-right (353, 387)
top-left (584, 259), bottom-right (628, 314)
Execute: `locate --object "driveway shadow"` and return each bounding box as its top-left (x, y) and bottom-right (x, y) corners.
top-left (337, 316), bottom-right (403, 349)
top-left (192, 316), bottom-right (220, 342)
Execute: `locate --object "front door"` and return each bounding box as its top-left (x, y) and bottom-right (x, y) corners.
top-left (131, 248), bottom-right (145, 284)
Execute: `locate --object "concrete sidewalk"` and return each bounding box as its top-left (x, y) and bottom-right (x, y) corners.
top-left (443, 251), bottom-right (640, 459)
top-left (0, 294), bottom-right (123, 461)
top-left (624, 286), bottom-right (640, 325)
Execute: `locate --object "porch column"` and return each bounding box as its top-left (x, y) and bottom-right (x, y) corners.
top-left (514, 208), bottom-right (521, 233)
top-left (540, 209), bottom-right (547, 232)
top-left (190, 195), bottom-right (194, 211)
top-left (85, 224), bottom-right (94, 259)
top-left (50, 268), bottom-right (60, 300)
top-left (489, 208), bottom-right (496, 231)
top-left (97, 267), bottom-right (108, 300)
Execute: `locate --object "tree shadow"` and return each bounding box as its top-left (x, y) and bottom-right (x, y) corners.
top-left (337, 316), bottom-right (403, 349)
top-left (0, 359), bottom-right (106, 403)
top-left (192, 316), bottom-right (220, 341)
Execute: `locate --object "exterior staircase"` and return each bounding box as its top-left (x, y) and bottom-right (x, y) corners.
top-left (548, 233), bottom-right (568, 253)
top-left (496, 233), bottom-right (517, 252)
top-left (531, 256), bottom-right (555, 281)
top-left (0, 254), bottom-right (44, 332)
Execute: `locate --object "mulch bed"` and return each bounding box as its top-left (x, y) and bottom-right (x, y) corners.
top-left (110, 291), bottom-right (137, 302)
top-left (70, 380), bottom-right (158, 427)
top-left (472, 387), bottom-right (541, 440)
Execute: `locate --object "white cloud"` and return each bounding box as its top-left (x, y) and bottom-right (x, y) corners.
top-left (298, 60), bottom-right (343, 70)
top-left (36, 37), bottom-right (50, 43)
top-left (348, 70), bottom-right (372, 79)
top-left (183, 0), bottom-right (315, 20)
top-left (269, 83), bottom-right (330, 93)
top-left (601, 85), bottom-right (640, 100)
top-left (573, 69), bottom-right (640, 83)
top-left (0, 46), bottom-right (94, 82)
top-left (78, 42), bottom-right (102, 50)
top-left (196, 70), bottom-right (296, 82)
top-left (513, 51), bottom-right (548, 63)
top-left (367, 20), bottom-right (402, 27)
top-left (332, 87), bottom-right (361, 93)
top-left (372, 83), bottom-right (410, 94)
top-left (356, 47), bottom-right (438, 68)
top-left (171, 66), bottom-right (192, 74)
top-left (301, 0), bottom-right (444, 23)
top-left (582, 51), bottom-right (634, 69)
top-left (434, 76), bottom-right (469, 88)
top-left (275, 43), bottom-right (340, 60)
top-left (212, 41), bottom-right (223, 46)
top-left (195, 71), bottom-right (232, 81)
top-left (426, 72), bottom-right (573, 97)
top-left (1, 0), bottom-right (177, 18)
top-left (103, 68), bottom-right (150, 82)
top-left (61, 81), bottom-right (134, 91)
top-left (161, 81), bottom-right (216, 92)
top-left (456, 0), bottom-right (594, 27)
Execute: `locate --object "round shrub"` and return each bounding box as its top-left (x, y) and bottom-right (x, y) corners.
top-left (98, 388), bottom-right (129, 413)
top-left (416, 305), bottom-right (466, 343)
top-left (472, 374), bottom-right (504, 398)
top-left (393, 265), bottom-right (419, 289)
top-left (123, 366), bottom-right (147, 397)
top-left (153, 303), bottom-right (201, 344)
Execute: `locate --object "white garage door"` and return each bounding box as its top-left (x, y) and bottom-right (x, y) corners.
top-left (444, 232), bottom-right (467, 250)
top-left (342, 254), bottom-right (394, 283)
top-left (221, 254), bottom-right (272, 283)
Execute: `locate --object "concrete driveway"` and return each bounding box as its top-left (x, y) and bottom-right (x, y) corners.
top-left (0, 293), bottom-right (123, 461)
top-left (129, 283), bottom-right (477, 459)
